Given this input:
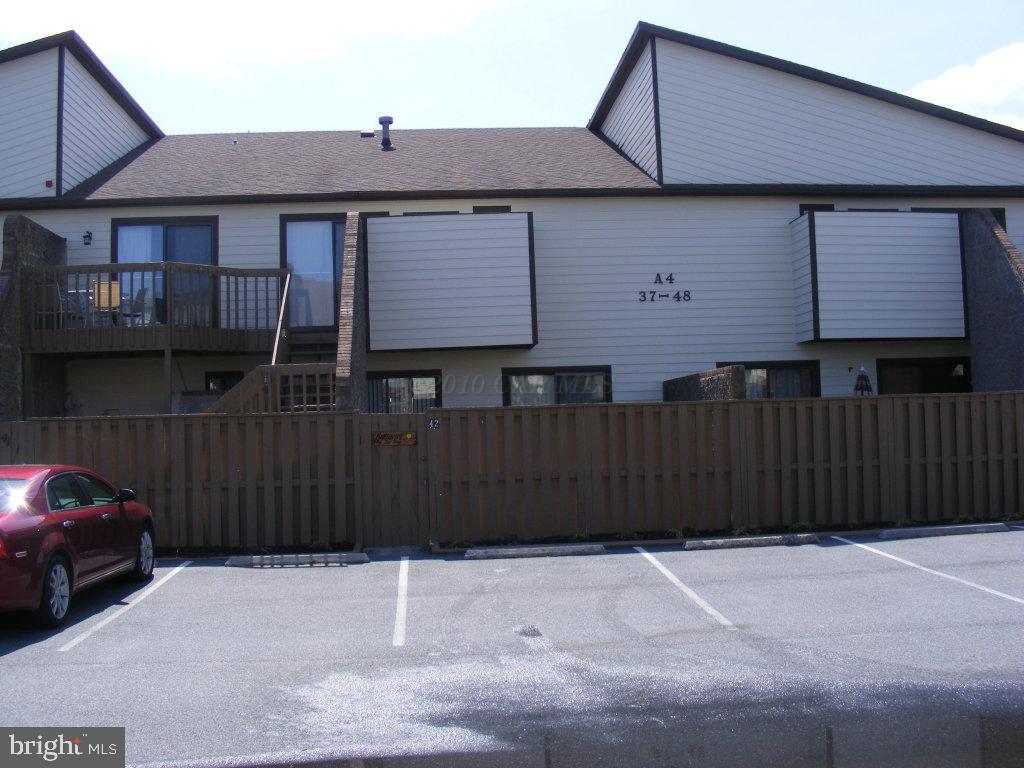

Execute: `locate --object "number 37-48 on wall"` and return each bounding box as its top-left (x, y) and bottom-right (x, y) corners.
top-left (638, 273), bottom-right (691, 303)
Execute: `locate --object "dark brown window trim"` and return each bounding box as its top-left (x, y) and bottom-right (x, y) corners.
top-left (367, 369), bottom-right (443, 411)
top-left (111, 216), bottom-right (219, 265)
top-left (472, 205), bottom-right (512, 214)
top-left (278, 213), bottom-right (349, 333)
top-left (717, 360), bottom-right (822, 398)
top-left (501, 365), bottom-right (613, 406)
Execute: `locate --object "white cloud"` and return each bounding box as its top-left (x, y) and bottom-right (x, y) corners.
top-left (908, 42), bottom-right (1024, 128)
top-left (0, 0), bottom-right (514, 76)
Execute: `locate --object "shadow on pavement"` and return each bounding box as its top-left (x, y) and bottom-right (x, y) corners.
top-left (0, 577), bottom-right (141, 657)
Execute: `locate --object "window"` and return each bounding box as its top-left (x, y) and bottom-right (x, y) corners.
top-left (281, 216), bottom-right (345, 328)
top-left (112, 218), bottom-right (217, 325)
top-left (205, 371), bottom-right (244, 394)
top-left (719, 361), bottom-right (820, 399)
top-left (46, 474), bottom-right (87, 511)
top-left (75, 473), bottom-right (117, 505)
top-left (502, 367), bottom-right (612, 406)
top-left (368, 372), bottom-right (442, 413)
top-left (877, 357), bottom-right (971, 395)
top-left (113, 218), bottom-right (216, 265)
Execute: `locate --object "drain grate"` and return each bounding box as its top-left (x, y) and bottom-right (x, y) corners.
top-left (225, 553), bottom-right (369, 568)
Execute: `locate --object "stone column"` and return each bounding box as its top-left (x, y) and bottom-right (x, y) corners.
top-left (0, 215), bottom-right (68, 420)
top-left (962, 209), bottom-right (1024, 392)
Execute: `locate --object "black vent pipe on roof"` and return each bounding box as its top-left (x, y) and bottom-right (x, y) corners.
top-left (379, 116), bottom-right (395, 151)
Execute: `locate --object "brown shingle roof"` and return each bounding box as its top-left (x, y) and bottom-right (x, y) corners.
top-left (74, 128), bottom-right (657, 200)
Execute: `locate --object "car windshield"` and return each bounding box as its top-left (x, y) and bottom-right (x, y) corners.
top-left (0, 479), bottom-right (29, 512)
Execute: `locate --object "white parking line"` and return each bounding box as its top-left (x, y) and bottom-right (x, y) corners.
top-left (392, 556), bottom-right (410, 647)
top-left (59, 562), bottom-right (192, 652)
top-left (634, 546), bottom-right (736, 630)
top-left (832, 536), bottom-right (1024, 606)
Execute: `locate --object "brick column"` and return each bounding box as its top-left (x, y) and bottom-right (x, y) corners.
top-left (334, 211), bottom-right (367, 411)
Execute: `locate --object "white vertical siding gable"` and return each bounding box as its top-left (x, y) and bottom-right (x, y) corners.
top-left (60, 50), bottom-right (150, 194)
top-left (598, 40), bottom-right (658, 180)
top-left (655, 37), bottom-right (1024, 185)
top-left (0, 48), bottom-right (58, 198)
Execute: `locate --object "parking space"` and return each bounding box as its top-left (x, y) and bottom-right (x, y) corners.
top-left (1, 530), bottom-right (1023, 766)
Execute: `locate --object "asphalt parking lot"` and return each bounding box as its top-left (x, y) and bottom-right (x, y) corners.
top-left (2, 529), bottom-right (1024, 768)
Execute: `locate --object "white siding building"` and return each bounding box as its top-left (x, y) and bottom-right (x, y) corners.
top-left (2, 23), bottom-right (1022, 417)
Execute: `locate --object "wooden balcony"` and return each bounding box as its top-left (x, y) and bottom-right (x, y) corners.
top-left (24, 262), bottom-right (289, 354)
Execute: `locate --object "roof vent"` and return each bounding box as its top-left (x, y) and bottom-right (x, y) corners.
top-left (378, 116), bottom-right (395, 151)
top-left (360, 130), bottom-right (374, 138)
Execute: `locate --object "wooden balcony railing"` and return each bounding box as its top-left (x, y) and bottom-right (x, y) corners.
top-left (25, 262), bottom-right (289, 353)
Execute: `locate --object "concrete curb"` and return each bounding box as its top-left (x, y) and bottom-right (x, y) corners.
top-left (225, 552), bottom-right (369, 568)
top-left (684, 533), bottom-right (819, 551)
top-left (878, 522), bottom-right (1009, 540)
top-left (465, 543), bottom-right (607, 560)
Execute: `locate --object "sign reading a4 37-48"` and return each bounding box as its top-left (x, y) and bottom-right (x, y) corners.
top-left (637, 273), bottom-right (691, 303)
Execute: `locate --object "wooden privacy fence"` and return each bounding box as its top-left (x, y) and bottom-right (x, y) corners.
top-left (0, 393), bottom-right (1021, 549)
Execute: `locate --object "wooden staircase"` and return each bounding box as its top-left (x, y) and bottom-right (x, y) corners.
top-left (206, 362), bottom-right (337, 413)
top-left (206, 210), bottom-right (366, 415)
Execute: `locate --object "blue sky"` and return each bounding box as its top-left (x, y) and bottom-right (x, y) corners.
top-left (3, 0), bottom-right (1024, 135)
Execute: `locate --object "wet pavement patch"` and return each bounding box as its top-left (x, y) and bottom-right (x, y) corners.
top-left (515, 625), bottom-right (543, 638)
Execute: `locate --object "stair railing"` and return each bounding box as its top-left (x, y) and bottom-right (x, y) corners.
top-left (271, 271), bottom-right (291, 365)
top-left (206, 362), bottom-right (337, 414)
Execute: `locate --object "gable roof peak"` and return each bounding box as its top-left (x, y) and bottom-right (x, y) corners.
top-left (0, 29), bottom-right (162, 139)
top-left (590, 20), bottom-right (1024, 146)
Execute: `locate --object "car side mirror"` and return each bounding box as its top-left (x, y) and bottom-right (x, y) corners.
top-left (115, 488), bottom-right (136, 503)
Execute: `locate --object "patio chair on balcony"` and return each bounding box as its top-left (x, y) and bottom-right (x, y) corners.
top-left (34, 283), bottom-right (86, 329)
top-left (120, 288), bottom-right (150, 326)
top-left (90, 280), bottom-right (121, 325)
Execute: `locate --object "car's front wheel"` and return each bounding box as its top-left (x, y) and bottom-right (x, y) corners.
top-left (131, 527), bottom-right (154, 582)
top-left (35, 555), bottom-right (72, 628)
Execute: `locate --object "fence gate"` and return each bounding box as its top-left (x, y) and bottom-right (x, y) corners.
top-left (360, 412), bottom-right (427, 547)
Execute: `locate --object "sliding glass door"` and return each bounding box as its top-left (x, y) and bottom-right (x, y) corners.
top-left (114, 219), bottom-right (216, 325)
top-left (283, 219), bottom-right (344, 329)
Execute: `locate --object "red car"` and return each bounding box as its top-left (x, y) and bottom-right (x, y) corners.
top-left (0, 465), bottom-right (155, 627)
